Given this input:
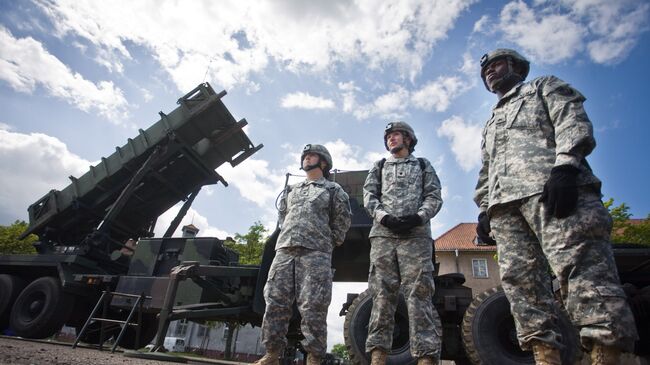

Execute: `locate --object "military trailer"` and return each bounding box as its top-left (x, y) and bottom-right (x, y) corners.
top-left (0, 83), bottom-right (263, 347)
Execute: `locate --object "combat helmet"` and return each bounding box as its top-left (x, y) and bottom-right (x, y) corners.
top-left (480, 48), bottom-right (530, 92)
top-left (384, 121), bottom-right (417, 153)
top-left (300, 143), bottom-right (333, 177)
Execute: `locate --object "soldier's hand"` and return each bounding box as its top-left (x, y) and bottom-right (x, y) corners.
top-left (476, 212), bottom-right (496, 245)
top-left (539, 165), bottom-right (580, 218)
top-left (398, 214), bottom-right (422, 232)
top-left (380, 215), bottom-right (403, 231)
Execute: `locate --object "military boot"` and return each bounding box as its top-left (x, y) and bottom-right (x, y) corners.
top-left (532, 341), bottom-right (561, 365)
top-left (416, 356), bottom-right (437, 365)
top-left (252, 350), bottom-right (280, 365)
top-left (306, 353), bottom-right (321, 365)
top-left (370, 348), bottom-right (387, 365)
top-left (590, 344), bottom-right (621, 365)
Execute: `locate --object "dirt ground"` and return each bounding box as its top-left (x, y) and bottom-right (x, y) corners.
top-left (0, 337), bottom-right (240, 365)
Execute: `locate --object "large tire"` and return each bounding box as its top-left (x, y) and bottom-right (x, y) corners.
top-left (10, 276), bottom-right (74, 339)
top-left (461, 286), bottom-right (578, 365)
top-left (0, 274), bottom-right (27, 330)
top-left (343, 289), bottom-right (441, 365)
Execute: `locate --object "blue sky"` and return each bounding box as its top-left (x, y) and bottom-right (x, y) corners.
top-left (1, 0), bottom-right (649, 349)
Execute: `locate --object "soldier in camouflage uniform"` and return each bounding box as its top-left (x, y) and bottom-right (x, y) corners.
top-left (363, 122), bottom-right (443, 365)
top-left (474, 48), bottom-right (638, 365)
top-left (255, 144), bottom-right (351, 365)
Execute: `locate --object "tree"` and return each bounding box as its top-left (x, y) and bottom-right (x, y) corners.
top-left (224, 221), bottom-right (268, 265)
top-left (604, 198), bottom-right (650, 246)
top-left (0, 220), bottom-right (37, 254)
top-left (331, 343), bottom-right (350, 362)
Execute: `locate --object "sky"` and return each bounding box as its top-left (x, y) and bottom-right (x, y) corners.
top-left (1, 0), bottom-right (649, 351)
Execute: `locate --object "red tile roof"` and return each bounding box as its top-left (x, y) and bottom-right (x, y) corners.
top-left (434, 223), bottom-right (496, 251)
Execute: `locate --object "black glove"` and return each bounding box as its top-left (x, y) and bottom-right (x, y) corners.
top-left (539, 165), bottom-right (580, 219)
top-left (397, 214), bottom-right (423, 232)
top-left (380, 215), bottom-right (403, 232)
top-left (476, 212), bottom-right (496, 245)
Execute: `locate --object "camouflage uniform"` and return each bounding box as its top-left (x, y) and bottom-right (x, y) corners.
top-left (474, 75), bottom-right (638, 351)
top-left (363, 155), bottom-right (443, 358)
top-left (261, 177), bottom-right (351, 356)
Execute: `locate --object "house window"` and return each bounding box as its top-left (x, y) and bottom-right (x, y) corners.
top-left (174, 319), bottom-right (188, 336)
top-left (472, 259), bottom-right (488, 278)
top-left (197, 325), bottom-right (209, 337)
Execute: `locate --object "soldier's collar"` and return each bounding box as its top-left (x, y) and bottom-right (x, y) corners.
top-left (386, 154), bottom-right (415, 162)
top-left (494, 81), bottom-right (524, 108)
top-left (302, 176), bottom-right (327, 186)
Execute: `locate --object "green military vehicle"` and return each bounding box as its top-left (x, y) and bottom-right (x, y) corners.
top-left (0, 83), bottom-right (647, 364)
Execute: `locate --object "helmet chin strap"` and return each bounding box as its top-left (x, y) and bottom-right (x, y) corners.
top-left (488, 58), bottom-right (524, 93)
top-left (390, 143), bottom-right (407, 154)
top-left (301, 155), bottom-right (322, 172)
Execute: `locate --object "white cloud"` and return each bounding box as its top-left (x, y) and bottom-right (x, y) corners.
top-left (0, 26), bottom-right (129, 123)
top-left (436, 116), bottom-right (482, 172)
top-left (281, 92), bottom-right (335, 110)
top-left (473, 14), bottom-right (490, 33)
top-left (498, 1), bottom-right (585, 64)
top-left (496, 0), bottom-right (649, 65)
top-left (34, 0), bottom-right (477, 91)
top-left (412, 76), bottom-right (470, 112)
top-left (0, 128), bottom-right (90, 223)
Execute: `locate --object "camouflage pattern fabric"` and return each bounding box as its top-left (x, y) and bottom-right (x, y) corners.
top-left (363, 154), bottom-right (443, 358)
top-left (365, 236), bottom-right (441, 358)
top-left (364, 155), bottom-right (442, 239)
top-left (474, 75), bottom-right (638, 351)
top-left (277, 177), bottom-right (352, 252)
top-left (261, 247), bottom-right (333, 355)
top-left (491, 188), bottom-right (638, 352)
top-left (474, 76), bottom-right (601, 213)
top-left (261, 177), bottom-right (351, 355)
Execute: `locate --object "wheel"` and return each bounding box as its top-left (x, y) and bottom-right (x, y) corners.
top-left (115, 312), bottom-right (159, 349)
top-left (343, 289), bottom-right (441, 365)
top-left (461, 286), bottom-right (579, 365)
top-left (0, 274), bottom-right (27, 330)
top-left (9, 276), bottom-right (74, 339)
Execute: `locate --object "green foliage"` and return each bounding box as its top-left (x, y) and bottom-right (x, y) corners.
top-left (224, 221), bottom-right (267, 265)
top-left (331, 343), bottom-right (349, 361)
top-left (0, 220), bottom-right (37, 254)
top-left (604, 198), bottom-right (650, 246)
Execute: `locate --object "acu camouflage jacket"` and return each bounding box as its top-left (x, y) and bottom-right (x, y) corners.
top-left (277, 177), bottom-right (351, 253)
top-left (474, 75), bottom-right (602, 213)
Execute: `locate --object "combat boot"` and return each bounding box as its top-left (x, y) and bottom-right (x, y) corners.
top-left (306, 353), bottom-right (321, 365)
top-left (590, 344), bottom-right (621, 365)
top-left (416, 356), bottom-right (437, 365)
top-left (253, 350), bottom-right (280, 365)
top-left (370, 348), bottom-right (387, 365)
top-left (531, 341), bottom-right (561, 365)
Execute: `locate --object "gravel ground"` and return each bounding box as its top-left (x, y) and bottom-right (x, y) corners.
top-left (0, 337), bottom-right (234, 365)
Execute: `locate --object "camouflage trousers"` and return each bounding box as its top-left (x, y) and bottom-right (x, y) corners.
top-left (365, 236), bottom-right (441, 358)
top-left (261, 247), bottom-right (332, 356)
top-left (490, 187), bottom-right (638, 352)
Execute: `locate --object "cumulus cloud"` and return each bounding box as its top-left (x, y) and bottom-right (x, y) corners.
top-left (496, 0), bottom-right (649, 65)
top-left (34, 0), bottom-right (476, 91)
top-left (339, 76), bottom-right (472, 120)
top-left (0, 127), bottom-right (91, 223)
top-left (281, 92), bottom-right (335, 110)
top-left (0, 26), bottom-right (129, 123)
top-left (436, 116), bottom-right (482, 172)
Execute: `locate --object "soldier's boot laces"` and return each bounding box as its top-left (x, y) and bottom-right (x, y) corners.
top-left (590, 344), bottom-right (621, 365)
top-left (532, 341), bottom-right (561, 365)
top-left (416, 356), bottom-right (438, 365)
top-left (253, 350), bottom-right (280, 365)
top-left (306, 353), bottom-right (321, 365)
top-left (370, 349), bottom-right (387, 365)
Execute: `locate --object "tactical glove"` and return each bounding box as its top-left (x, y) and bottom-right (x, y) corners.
top-left (398, 214), bottom-right (423, 232)
top-left (539, 165), bottom-right (580, 219)
top-left (380, 215), bottom-right (404, 232)
top-left (476, 212), bottom-right (496, 245)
